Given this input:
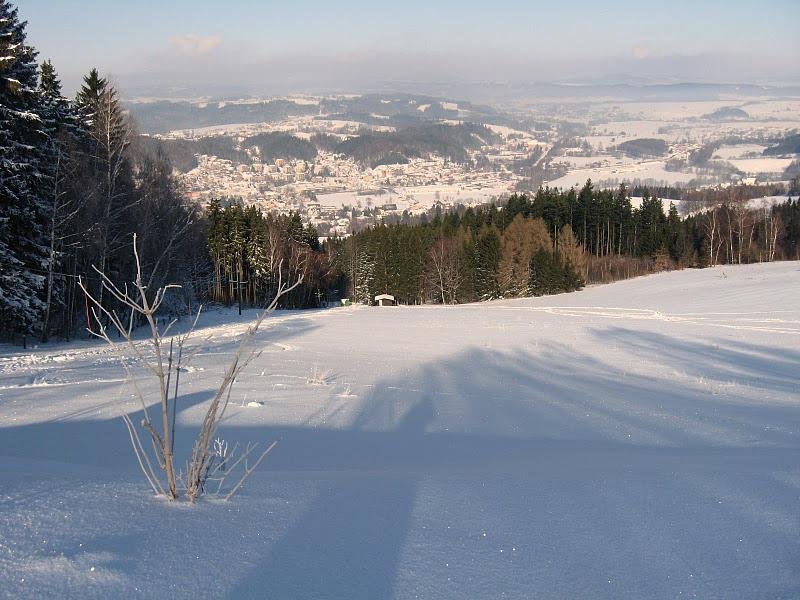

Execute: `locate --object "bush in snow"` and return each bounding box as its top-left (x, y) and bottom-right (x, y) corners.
top-left (79, 234), bottom-right (302, 502)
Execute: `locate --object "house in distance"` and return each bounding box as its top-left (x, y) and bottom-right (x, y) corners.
top-left (374, 294), bottom-right (396, 306)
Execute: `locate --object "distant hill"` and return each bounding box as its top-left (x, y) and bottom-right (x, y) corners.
top-left (703, 107), bottom-right (749, 121)
top-left (129, 99), bottom-right (319, 134)
top-left (139, 122), bottom-right (500, 172)
top-left (763, 133), bottom-right (800, 156)
top-left (615, 138), bottom-right (668, 158)
top-left (137, 135), bottom-right (248, 172)
top-left (127, 93), bottom-right (525, 135)
top-left (333, 123), bottom-right (499, 168)
top-left (243, 132), bottom-right (317, 163)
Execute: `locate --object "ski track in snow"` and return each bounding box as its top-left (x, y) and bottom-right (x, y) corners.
top-left (0, 261), bottom-right (799, 599)
top-left (512, 306), bottom-right (800, 334)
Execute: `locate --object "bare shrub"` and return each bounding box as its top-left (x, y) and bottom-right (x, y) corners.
top-left (307, 366), bottom-right (333, 386)
top-left (585, 254), bottom-right (660, 284)
top-left (79, 234), bottom-right (302, 502)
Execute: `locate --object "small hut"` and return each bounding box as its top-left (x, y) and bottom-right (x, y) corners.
top-left (374, 294), bottom-right (396, 306)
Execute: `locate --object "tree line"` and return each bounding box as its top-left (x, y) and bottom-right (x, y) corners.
top-left (327, 207), bottom-right (586, 305)
top-left (1, 2), bottom-right (204, 344)
top-left (204, 197), bottom-right (589, 309)
top-left (206, 182), bottom-right (798, 309)
top-left (206, 200), bottom-right (334, 309)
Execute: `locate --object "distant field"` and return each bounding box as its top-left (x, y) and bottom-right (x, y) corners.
top-left (728, 157), bottom-right (795, 173)
top-left (316, 183), bottom-right (512, 213)
top-left (546, 160), bottom-right (696, 188)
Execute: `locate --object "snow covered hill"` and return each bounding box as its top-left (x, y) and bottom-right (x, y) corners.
top-left (1, 262), bottom-right (799, 599)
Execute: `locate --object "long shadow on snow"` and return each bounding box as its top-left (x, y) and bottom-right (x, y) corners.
top-left (0, 318), bottom-right (318, 472)
top-left (594, 326), bottom-right (800, 396)
top-left (2, 331), bottom-right (796, 477)
top-left (227, 398), bottom-right (435, 600)
top-left (2, 327), bottom-right (799, 598)
top-left (224, 334), bottom-right (799, 599)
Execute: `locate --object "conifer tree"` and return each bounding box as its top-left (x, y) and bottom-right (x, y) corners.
top-left (666, 202), bottom-right (684, 262)
top-left (529, 248), bottom-right (560, 296)
top-left (576, 179), bottom-right (594, 250)
top-left (77, 67), bottom-right (135, 311)
top-left (637, 192), bottom-right (666, 258)
top-left (530, 248), bottom-right (583, 296)
top-left (561, 258), bottom-right (584, 292)
top-left (74, 68), bottom-right (107, 125)
top-left (0, 1), bottom-right (51, 338)
top-left (344, 234), bottom-right (374, 303)
top-left (474, 225), bottom-right (501, 299)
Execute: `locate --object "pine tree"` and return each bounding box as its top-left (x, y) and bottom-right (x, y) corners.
top-left (530, 248), bottom-right (583, 296)
top-left (0, 1), bottom-right (51, 338)
top-left (637, 192), bottom-right (666, 258)
top-left (74, 68), bottom-right (107, 125)
top-left (576, 179), bottom-right (594, 251)
top-left (613, 184), bottom-right (633, 254)
top-left (474, 225), bottom-right (501, 299)
top-left (344, 234), bottom-right (373, 303)
top-left (561, 257), bottom-right (584, 292)
top-left (207, 198), bottom-right (225, 301)
top-left (76, 67), bottom-right (134, 313)
top-left (39, 60), bottom-right (60, 96)
top-left (665, 202), bottom-right (684, 262)
top-left (530, 248), bottom-right (560, 296)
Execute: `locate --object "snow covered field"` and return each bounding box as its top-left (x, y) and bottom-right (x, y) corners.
top-left (727, 157), bottom-right (796, 174)
top-left (316, 183), bottom-right (512, 213)
top-left (546, 159), bottom-right (696, 188)
top-left (1, 262), bottom-right (799, 599)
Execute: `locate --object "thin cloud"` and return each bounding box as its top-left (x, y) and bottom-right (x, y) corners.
top-left (168, 34), bottom-right (223, 57)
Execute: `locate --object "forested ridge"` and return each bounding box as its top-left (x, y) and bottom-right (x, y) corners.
top-left (2, 0), bottom-right (799, 345)
top-left (146, 122), bottom-right (498, 174)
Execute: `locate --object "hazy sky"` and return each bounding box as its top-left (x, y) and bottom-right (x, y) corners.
top-left (18, 0), bottom-right (800, 96)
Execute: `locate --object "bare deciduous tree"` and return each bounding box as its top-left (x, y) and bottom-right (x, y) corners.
top-left (41, 143), bottom-right (83, 342)
top-left (425, 236), bottom-right (464, 304)
top-left (764, 204), bottom-right (783, 262)
top-left (701, 201), bottom-right (720, 266)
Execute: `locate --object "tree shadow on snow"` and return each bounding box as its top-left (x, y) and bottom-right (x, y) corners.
top-left (220, 331), bottom-right (799, 599)
top-left (2, 322), bottom-right (799, 599)
top-left (227, 399), bottom-right (435, 600)
top-left (593, 326), bottom-right (800, 397)
top-left (0, 319), bottom-right (319, 472)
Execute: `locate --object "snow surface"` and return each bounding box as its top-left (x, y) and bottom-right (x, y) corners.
top-left (547, 159), bottom-right (696, 188)
top-left (1, 262), bottom-right (799, 599)
top-left (315, 183), bottom-right (511, 213)
top-left (713, 144), bottom-right (768, 160)
top-left (727, 157), bottom-right (795, 174)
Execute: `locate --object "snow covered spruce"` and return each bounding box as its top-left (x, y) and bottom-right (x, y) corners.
top-left (78, 234), bottom-right (302, 502)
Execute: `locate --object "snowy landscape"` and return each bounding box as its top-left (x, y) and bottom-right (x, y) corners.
top-left (1, 262), bottom-right (799, 598)
top-left (134, 94), bottom-right (800, 235)
top-left (4, 1), bottom-right (800, 598)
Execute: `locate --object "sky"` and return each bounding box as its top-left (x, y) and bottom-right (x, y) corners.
top-left (17, 0), bottom-right (800, 97)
